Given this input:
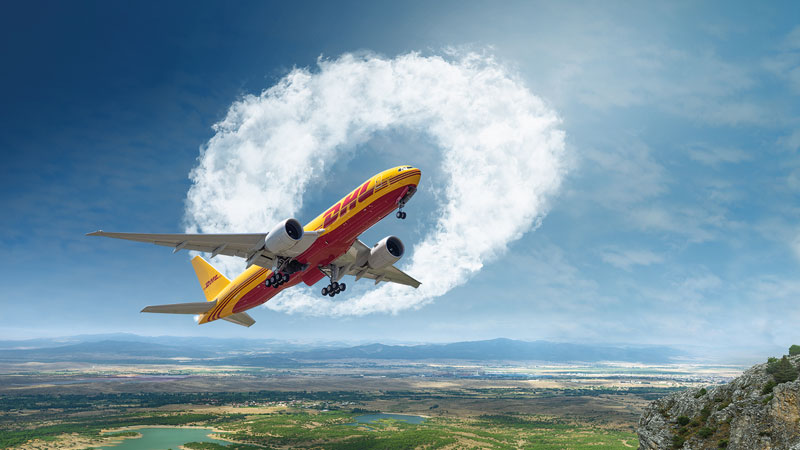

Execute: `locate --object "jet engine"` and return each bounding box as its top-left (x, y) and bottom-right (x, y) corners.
top-left (367, 236), bottom-right (404, 269)
top-left (264, 218), bottom-right (304, 253)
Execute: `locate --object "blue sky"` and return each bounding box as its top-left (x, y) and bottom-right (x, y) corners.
top-left (2, 1), bottom-right (800, 358)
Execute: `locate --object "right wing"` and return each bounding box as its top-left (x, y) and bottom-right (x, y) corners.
top-left (328, 239), bottom-right (421, 288)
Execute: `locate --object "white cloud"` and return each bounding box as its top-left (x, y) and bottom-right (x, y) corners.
top-left (629, 206), bottom-right (720, 243)
top-left (601, 247), bottom-right (664, 270)
top-left (763, 26), bottom-right (800, 94)
top-left (184, 51), bottom-right (567, 316)
top-left (579, 140), bottom-right (667, 208)
top-left (687, 145), bottom-right (752, 166)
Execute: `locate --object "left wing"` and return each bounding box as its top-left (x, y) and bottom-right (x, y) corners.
top-left (327, 239), bottom-right (421, 288)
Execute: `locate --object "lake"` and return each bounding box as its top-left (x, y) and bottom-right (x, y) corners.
top-left (98, 427), bottom-right (227, 450)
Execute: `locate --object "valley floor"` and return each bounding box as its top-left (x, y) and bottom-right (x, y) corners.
top-left (0, 360), bottom-right (742, 449)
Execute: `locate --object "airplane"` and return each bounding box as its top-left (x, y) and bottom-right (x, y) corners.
top-left (87, 165), bottom-right (422, 327)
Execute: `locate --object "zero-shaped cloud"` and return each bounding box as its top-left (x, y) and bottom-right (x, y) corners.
top-left (184, 52), bottom-right (567, 316)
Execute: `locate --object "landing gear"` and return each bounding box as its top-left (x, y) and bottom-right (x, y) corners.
top-left (321, 281), bottom-right (346, 297)
top-left (396, 186), bottom-right (416, 220)
top-left (320, 264), bottom-right (347, 297)
top-left (266, 272), bottom-right (290, 288)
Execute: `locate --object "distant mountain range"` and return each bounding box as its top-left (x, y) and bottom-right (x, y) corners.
top-left (0, 334), bottom-right (683, 365)
top-left (288, 338), bottom-right (682, 363)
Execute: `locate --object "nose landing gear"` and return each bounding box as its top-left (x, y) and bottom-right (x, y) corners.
top-left (396, 210), bottom-right (407, 219)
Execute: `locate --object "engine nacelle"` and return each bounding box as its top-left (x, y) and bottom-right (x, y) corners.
top-left (264, 218), bottom-right (304, 253)
top-left (368, 236), bottom-right (404, 269)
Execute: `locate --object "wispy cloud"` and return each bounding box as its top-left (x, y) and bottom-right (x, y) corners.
top-left (687, 145), bottom-right (752, 167)
top-left (600, 247), bottom-right (664, 270)
top-left (581, 140), bottom-right (667, 207)
top-left (184, 51), bottom-right (567, 316)
top-left (763, 25), bottom-right (800, 94)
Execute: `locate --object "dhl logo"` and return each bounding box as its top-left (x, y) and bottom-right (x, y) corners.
top-left (204, 274), bottom-right (220, 290)
top-left (322, 179), bottom-right (375, 228)
top-left (320, 169), bottom-right (417, 229)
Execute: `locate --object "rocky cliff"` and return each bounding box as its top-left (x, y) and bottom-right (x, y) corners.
top-left (638, 355), bottom-right (800, 449)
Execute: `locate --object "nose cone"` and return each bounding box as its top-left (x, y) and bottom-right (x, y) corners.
top-left (405, 166), bottom-right (421, 186)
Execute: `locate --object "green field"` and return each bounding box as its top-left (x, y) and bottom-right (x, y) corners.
top-left (3, 408), bottom-right (636, 449)
top-left (219, 411), bottom-right (636, 449)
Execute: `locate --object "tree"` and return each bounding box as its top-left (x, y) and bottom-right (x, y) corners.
top-left (790, 345), bottom-right (800, 356)
top-left (772, 356), bottom-right (798, 384)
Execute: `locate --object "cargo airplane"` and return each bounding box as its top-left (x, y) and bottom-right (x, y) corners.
top-left (88, 166), bottom-right (421, 327)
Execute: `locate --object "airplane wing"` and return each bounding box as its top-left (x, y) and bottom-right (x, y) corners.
top-left (328, 239), bottom-right (421, 288)
top-left (87, 231), bottom-right (266, 258)
top-left (86, 230), bottom-right (321, 269)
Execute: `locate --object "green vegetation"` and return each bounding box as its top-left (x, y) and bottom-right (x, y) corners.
top-left (694, 387), bottom-right (707, 398)
top-left (676, 415), bottom-right (690, 426)
top-left (700, 404), bottom-right (712, 421)
top-left (103, 431), bottom-right (139, 437)
top-left (789, 345), bottom-right (800, 356)
top-left (55, 411), bottom-right (636, 449)
top-left (761, 380), bottom-right (776, 395)
top-left (184, 442), bottom-right (261, 450)
top-left (718, 438), bottom-right (729, 448)
top-left (772, 356), bottom-right (798, 383)
top-left (697, 426), bottom-right (715, 438)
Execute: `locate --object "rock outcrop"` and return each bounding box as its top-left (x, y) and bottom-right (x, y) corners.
top-left (638, 355), bottom-right (800, 449)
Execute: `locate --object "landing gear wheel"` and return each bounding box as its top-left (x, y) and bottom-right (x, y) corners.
top-left (331, 281), bottom-right (339, 290)
top-left (402, 211), bottom-right (407, 219)
top-left (339, 283), bottom-right (346, 292)
top-left (396, 211), bottom-right (403, 219)
top-left (282, 273), bottom-right (290, 283)
top-left (328, 290), bottom-right (336, 297)
top-left (322, 286), bottom-right (329, 296)
top-left (265, 277), bottom-right (272, 287)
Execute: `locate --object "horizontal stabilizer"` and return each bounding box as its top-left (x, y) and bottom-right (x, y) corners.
top-left (222, 312), bottom-right (256, 327)
top-left (141, 301), bottom-right (217, 315)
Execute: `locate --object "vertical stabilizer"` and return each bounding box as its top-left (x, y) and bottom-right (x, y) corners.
top-left (190, 255), bottom-right (231, 301)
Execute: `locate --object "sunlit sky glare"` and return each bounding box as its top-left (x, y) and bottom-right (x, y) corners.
top-left (2, 2), bottom-right (800, 358)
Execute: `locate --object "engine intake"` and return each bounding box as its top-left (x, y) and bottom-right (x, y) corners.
top-left (264, 218), bottom-right (304, 253)
top-left (368, 236), bottom-right (404, 269)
